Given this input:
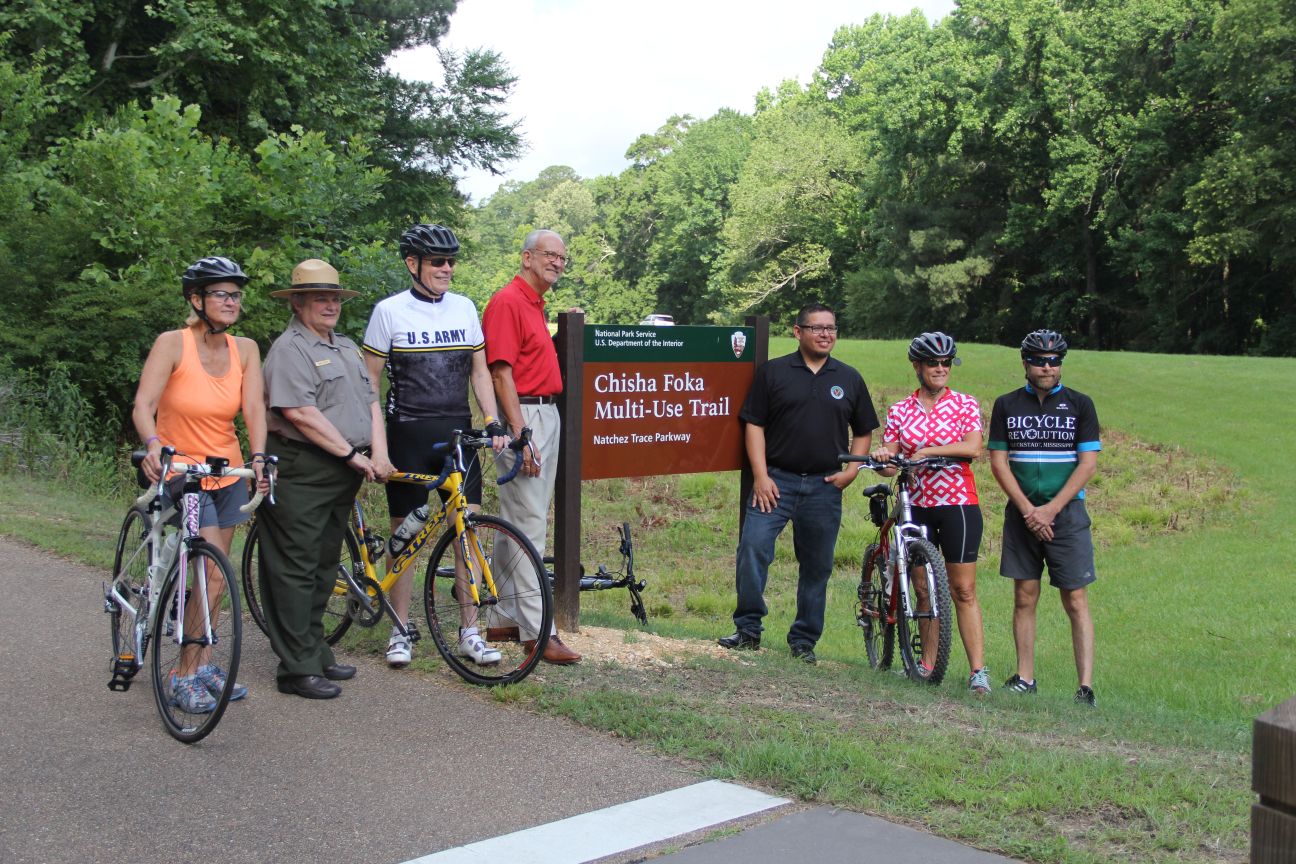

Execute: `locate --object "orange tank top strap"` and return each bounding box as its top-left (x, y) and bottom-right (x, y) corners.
top-left (154, 328), bottom-right (246, 489)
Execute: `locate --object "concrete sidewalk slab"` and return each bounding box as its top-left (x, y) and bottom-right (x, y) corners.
top-left (650, 805), bottom-right (1016, 864)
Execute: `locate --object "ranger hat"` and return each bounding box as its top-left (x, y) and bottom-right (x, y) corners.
top-left (270, 258), bottom-right (360, 298)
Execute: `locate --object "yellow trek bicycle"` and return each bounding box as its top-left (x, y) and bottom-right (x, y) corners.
top-left (242, 429), bottom-right (552, 685)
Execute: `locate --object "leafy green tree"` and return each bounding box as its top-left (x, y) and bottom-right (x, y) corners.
top-left (637, 110), bottom-right (754, 323)
top-left (0, 96), bottom-right (393, 417)
top-left (0, 0), bottom-right (520, 221)
top-left (813, 12), bottom-right (1002, 338)
top-left (1183, 0), bottom-right (1296, 353)
top-left (710, 91), bottom-right (863, 324)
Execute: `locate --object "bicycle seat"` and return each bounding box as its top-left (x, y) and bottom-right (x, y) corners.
top-left (860, 484), bottom-right (892, 498)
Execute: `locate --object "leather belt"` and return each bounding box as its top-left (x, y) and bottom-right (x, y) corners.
top-left (518, 395), bottom-right (557, 404)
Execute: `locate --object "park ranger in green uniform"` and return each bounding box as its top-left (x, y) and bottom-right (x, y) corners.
top-left (259, 259), bottom-right (393, 699)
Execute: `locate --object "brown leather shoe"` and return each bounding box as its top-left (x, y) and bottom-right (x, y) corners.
top-left (486, 626), bottom-right (520, 642)
top-left (523, 634), bottom-right (582, 665)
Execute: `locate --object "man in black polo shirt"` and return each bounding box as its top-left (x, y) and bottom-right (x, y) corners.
top-left (719, 303), bottom-right (878, 664)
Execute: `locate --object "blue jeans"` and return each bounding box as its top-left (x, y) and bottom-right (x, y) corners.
top-left (733, 468), bottom-right (843, 649)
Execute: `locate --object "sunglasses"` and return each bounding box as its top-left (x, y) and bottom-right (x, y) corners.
top-left (424, 256), bottom-right (456, 268)
top-left (1025, 355), bottom-right (1063, 367)
top-left (922, 358), bottom-right (954, 368)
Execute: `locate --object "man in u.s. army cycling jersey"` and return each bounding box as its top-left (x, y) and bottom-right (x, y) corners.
top-left (988, 329), bottom-right (1100, 707)
top-left (363, 224), bottom-right (508, 670)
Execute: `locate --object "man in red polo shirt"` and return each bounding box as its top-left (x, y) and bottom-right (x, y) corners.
top-left (481, 229), bottom-right (581, 664)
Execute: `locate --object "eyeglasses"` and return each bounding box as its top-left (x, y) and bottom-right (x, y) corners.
top-left (798, 324), bottom-right (838, 335)
top-left (923, 358), bottom-right (954, 368)
top-left (309, 295), bottom-right (343, 306)
top-left (423, 256), bottom-right (456, 268)
top-left (530, 250), bottom-right (571, 268)
top-left (1025, 355), bottom-right (1063, 367)
top-left (206, 290), bottom-right (243, 304)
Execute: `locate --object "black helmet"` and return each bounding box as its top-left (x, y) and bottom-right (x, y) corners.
top-left (181, 256), bottom-right (248, 296)
top-left (908, 331), bottom-right (959, 363)
top-left (1020, 329), bottom-right (1068, 357)
top-left (399, 224), bottom-right (460, 259)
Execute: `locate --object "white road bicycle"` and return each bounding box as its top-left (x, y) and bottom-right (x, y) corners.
top-left (104, 447), bottom-right (274, 743)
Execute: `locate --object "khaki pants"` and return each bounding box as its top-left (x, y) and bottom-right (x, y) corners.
top-left (492, 403), bottom-right (559, 640)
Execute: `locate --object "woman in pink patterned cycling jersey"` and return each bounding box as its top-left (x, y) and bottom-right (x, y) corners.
top-left (870, 332), bottom-right (989, 694)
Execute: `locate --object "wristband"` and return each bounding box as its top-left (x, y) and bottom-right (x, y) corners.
top-left (341, 446), bottom-right (359, 463)
top-left (144, 435), bottom-right (161, 446)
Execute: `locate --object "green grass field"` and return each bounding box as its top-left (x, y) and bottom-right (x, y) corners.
top-left (570, 339), bottom-right (1295, 728)
top-left (2, 339), bottom-right (1290, 863)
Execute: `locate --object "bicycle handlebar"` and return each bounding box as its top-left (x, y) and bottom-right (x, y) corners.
top-left (388, 427), bottom-right (535, 490)
top-left (131, 446), bottom-right (277, 512)
top-left (838, 453), bottom-right (967, 472)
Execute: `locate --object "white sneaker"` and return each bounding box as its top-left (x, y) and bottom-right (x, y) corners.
top-left (459, 632), bottom-right (502, 666)
top-left (386, 631), bottom-right (412, 668)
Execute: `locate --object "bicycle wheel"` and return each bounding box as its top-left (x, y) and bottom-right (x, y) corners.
top-left (109, 507), bottom-right (152, 682)
top-left (423, 513), bottom-right (551, 686)
top-left (151, 541), bottom-right (241, 744)
top-left (895, 538), bottom-right (952, 685)
top-left (856, 543), bottom-right (890, 670)
top-left (241, 519), bottom-right (356, 646)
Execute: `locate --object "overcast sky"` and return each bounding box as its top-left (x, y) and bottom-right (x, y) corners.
top-left (388, 0), bottom-right (956, 203)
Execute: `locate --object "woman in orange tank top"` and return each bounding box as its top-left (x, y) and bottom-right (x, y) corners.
top-left (131, 256), bottom-right (267, 713)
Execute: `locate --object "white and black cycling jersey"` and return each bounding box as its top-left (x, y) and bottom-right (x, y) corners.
top-left (362, 288), bottom-right (484, 420)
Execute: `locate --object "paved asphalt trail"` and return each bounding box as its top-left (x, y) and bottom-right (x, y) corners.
top-left (0, 536), bottom-right (695, 864)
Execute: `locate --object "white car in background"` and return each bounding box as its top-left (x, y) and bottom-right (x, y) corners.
top-left (639, 314), bottom-right (675, 326)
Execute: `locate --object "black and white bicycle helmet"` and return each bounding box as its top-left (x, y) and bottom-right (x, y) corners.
top-left (399, 224), bottom-right (460, 259)
top-left (908, 331), bottom-right (960, 365)
top-left (1020, 329), bottom-right (1068, 357)
top-left (181, 256), bottom-right (248, 297)
top-left (180, 256), bottom-right (249, 335)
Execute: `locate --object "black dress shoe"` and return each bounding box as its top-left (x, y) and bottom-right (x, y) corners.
top-left (276, 675), bottom-right (341, 699)
top-left (718, 631), bottom-right (761, 650)
top-left (791, 645), bottom-right (818, 665)
top-left (323, 663), bottom-right (356, 681)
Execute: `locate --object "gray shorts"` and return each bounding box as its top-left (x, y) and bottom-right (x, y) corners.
top-left (1000, 499), bottom-right (1096, 590)
top-left (162, 480), bottom-right (252, 530)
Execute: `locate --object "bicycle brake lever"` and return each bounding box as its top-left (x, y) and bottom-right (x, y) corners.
top-left (266, 455), bottom-right (279, 507)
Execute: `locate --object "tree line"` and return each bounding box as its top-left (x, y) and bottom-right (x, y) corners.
top-left (1, 0), bottom-right (1292, 447)
top-left (458, 0), bottom-right (1293, 359)
top-left (0, 0), bottom-right (518, 435)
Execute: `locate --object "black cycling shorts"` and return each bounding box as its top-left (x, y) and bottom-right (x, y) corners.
top-left (385, 416), bottom-right (482, 517)
top-left (910, 504), bottom-right (983, 564)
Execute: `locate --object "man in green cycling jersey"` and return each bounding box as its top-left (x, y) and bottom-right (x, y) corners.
top-left (988, 329), bottom-right (1100, 707)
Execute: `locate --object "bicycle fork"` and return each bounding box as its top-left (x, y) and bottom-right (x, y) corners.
top-left (168, 541), bottom-right (220, 653)
top-left (892, 532), bottom-right (943, 623)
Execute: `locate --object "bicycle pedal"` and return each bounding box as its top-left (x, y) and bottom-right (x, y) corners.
top-left (108, 658), bottom-right (139, 691)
